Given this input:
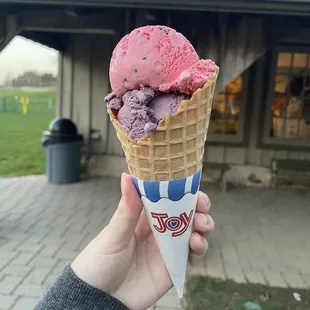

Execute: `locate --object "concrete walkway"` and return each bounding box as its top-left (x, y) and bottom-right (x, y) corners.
top-left (0, 176), bottom-right (310, 310)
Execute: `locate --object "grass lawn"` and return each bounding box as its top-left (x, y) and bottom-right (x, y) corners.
top-left (186, 276), bottom-right (310, 310)
top-left (0, 89), bottom-right (56, 176)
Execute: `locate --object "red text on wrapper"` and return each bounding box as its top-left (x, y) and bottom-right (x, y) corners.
top-left (151, 210), bottom-right (194, 237)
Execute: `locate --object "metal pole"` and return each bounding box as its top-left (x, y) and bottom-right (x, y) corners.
top-left (0, 97), bottom-right (4, 112)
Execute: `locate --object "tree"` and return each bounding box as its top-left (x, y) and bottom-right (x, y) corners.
top-left (41, 73), bottom-right (57, 87)
top-left (11, 71), bottom-right (57, 87)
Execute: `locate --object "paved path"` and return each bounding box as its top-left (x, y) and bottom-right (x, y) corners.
top-left (0, 176), bottom-right (310, 310)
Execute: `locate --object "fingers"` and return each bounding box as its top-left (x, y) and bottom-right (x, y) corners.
top-left (99, 173), bottom-right (143, 249)
top-left (190, 212), bottom-right (214, 265)
top-left (194, 191), bottom-right (214, 236)
top-left (189, 192), bottom-right (214, 266)
top-left (193, 213), bottom-right (215, 237)
top-left (189, 233), bottom-right (209, 266)
top-left (196, 192), bottom-right (211, 214)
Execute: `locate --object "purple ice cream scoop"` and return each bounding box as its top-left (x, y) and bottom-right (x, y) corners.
top-left (106, 87), bottom-right (187, 141)
top-left (149, 93), bottom-right (186, 121)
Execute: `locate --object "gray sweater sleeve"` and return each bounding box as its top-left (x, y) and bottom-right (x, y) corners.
top-left (35, 264), bottom-right (129, 310)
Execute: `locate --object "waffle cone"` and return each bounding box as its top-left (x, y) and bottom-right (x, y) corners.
top-left (108, 66), bottom-right (219, 181)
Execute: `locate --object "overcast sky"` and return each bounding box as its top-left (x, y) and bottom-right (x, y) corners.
top-left (0, 36), bottom-right (58, 84)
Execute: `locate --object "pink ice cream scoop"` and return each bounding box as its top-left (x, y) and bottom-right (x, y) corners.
top-left (109, 25), bottom-right (216, 97)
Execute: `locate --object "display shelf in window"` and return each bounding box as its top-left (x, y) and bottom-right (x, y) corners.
top-left (263, 47), bottom-right (310, 148)
top-left (208, 73), bottom-right (248, 144)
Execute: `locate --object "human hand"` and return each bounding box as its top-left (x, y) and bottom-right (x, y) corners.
top-left (71, 173), bottom-right (215, 310)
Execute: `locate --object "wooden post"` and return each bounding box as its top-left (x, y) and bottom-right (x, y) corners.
top-left (48, 98), bottom-right (53, 109)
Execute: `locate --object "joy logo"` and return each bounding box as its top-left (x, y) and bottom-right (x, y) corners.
top-left (151, 210), bottom-right (194, 237)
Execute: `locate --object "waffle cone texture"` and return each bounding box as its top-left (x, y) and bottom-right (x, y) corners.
top-left (108, 66), bottom-right (219, 181)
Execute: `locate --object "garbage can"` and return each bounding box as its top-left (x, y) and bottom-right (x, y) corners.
top-left (41, 118), bottom-right (83, 184)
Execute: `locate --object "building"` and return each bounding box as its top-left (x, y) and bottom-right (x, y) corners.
top-left (1, 0), bottom-right (310, 186)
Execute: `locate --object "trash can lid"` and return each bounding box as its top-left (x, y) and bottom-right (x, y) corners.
top-left (49, 118), bottom-right (78, 136)
top-left (41, 118), bottom-right (83, 147)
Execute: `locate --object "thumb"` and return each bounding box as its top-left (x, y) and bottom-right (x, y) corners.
top-left (101, 173), bottom-right (143, 248)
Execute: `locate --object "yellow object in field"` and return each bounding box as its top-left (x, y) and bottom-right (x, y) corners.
top-left (20, 97), bottom-right (30, 115)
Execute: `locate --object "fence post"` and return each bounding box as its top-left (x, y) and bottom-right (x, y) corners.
top-left (48, 98), bottom-right (53, 109)
top-left (14, 98), bottom-right (19, 112)
top-left (0, 97), bottom-right (6, 112)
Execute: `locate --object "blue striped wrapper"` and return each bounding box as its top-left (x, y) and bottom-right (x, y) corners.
top-left (132, 170), bottom-right (202, 203)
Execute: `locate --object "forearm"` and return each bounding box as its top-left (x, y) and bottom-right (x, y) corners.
top-left (35, 264), bottom-right (129, 310)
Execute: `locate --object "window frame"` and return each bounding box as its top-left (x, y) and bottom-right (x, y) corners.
top-left (262, 45), bottom-right (310, 149)
top-left (207, 71), bottom-right (249, 145)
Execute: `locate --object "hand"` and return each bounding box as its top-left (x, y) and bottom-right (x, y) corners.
top-left (71, 173), bottom-right (215, 310)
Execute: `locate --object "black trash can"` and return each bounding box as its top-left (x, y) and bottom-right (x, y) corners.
top-left (41, 118), bottom-right (83, 184)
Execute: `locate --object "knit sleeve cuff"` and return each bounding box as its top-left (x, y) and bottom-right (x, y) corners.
top-left (35, 264), bottom-right (129, 310)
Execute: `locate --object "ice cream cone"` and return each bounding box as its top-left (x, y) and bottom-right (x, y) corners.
top-left (108, 66), bottom-right (219, 181)
top-left (108, 66), bottom-right (219, 297)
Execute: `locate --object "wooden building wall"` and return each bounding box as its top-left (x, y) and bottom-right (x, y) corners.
top-left (57, 34), bottom-right (121, 155)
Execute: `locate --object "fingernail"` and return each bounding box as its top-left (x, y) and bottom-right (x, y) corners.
top-left (201, 214), bottom-right (210, 225)
top-left (201, 192), bottom-right (210, 207)
top-left (121, 173), bottom-right (127, 183)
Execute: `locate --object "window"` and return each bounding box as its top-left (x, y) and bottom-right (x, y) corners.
top-left (208, 74), bottom-right (247, 143)
top-left (264, 48), bottom-right (310, 146)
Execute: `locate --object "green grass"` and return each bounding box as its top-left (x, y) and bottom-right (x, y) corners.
top-left (0, 89), bottom-right (56, 176)
top-left (186, 276), bottom-right (310, 310)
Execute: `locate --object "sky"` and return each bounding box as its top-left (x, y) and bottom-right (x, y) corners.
top-left (0, 36), bottom-right (58, 84)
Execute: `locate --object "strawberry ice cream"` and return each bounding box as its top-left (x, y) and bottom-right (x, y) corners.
top-left (105, 25), bottom-right (216, 141)
top-left (109, 25), bottom-right (215, 97)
